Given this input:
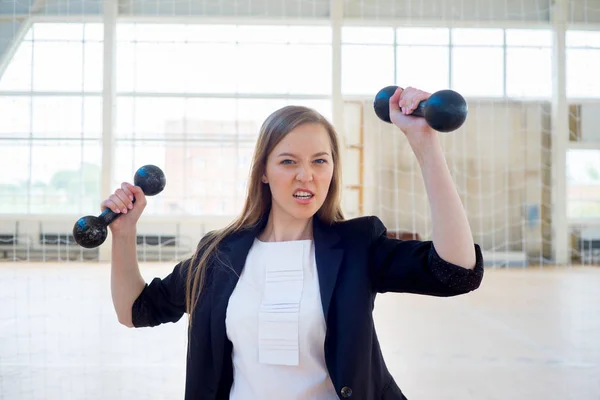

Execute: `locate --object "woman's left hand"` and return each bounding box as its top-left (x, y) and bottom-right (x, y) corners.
top-left (389, 87), bottom-right (438, 153)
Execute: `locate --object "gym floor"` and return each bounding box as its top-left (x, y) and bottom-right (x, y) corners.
top-left (1, 263), bottom-right (599, 399)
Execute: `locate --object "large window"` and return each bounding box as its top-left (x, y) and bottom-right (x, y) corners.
top-left (0, 23), bottom-right (103, 215)
top-left (1, 22), bottom-right (599, 216)
top-left (0, 22), bottom-right (332, 216)
top-left (340, 26), bottom-right (563, 99)
top-left (113, 23), bottom-right (332, 216)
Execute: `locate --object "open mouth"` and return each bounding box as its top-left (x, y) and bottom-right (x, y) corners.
top-left (293, 190), bottom-right (314, 200)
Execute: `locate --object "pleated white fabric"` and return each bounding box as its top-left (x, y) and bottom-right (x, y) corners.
top-left (225, 238), bottom-right (338, 400)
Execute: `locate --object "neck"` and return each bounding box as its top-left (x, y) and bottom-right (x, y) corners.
top-left (258, 210), bottom-right (314, 242)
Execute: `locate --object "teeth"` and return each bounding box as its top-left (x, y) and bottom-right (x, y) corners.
top-left (294, 191), bottom-right (313, 199)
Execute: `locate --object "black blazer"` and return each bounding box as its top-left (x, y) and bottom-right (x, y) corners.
top-left (131, 215), bottom-right (484, 400)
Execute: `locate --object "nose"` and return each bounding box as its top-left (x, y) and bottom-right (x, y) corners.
top-left (296, 164), bottom-right (313, 182)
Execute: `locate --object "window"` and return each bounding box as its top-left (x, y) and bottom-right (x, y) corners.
top-left (505, 29), bottom-right (552, 47)
top-left (452, 28), bottom-right (503, 46)
top-left (31, 97), bottom-right (102, 138)
top-left (396, 28), bottom-right (449, 92)
top-left (0, 97), bottom-right (30, 138)
top-left (342, 26), bottom-right (394, 45)
top-left (506, 47), bottom-right (552, 98)
top-left (235, 43), bottom-right (331, 94)
top-left (29, 141), bottom-right (102, 214)
top-left (0, 141), bottom-right (30, 214)
top-left (567, 30), bottom-right (600, 48)
top-left (343, 44), bottom-right (394, 95)
top-left (567, 30), bottom-right (600, 99)
top-left (0, 42), bottom-right (33, 91)
top-left (0, 139), bottom-right (101, 214)
top-left (342, 27), bottom-right (394, 95)
top-left (567, 149), bottom-right (600, 219)
top-left (396, 28), bottom-right (449, 46)
top-left (0, 22), bottom-right (332, 216)
top-left (0, 23), bottom-right (103, 92)
top-left (451, 28), bottom-right (504, 97)
top-left (506, 29), bottom-right (552, 98)
top-left (117, 24), bottom-right (332, 95)
top-left (567, 50), bottom-right (600, 98)
top-left (396, 46), bottom-right (449, 93)
top-left (114, 97), bottom-right (331, 215)
top-left (0, 23), bottom-right (103, 214)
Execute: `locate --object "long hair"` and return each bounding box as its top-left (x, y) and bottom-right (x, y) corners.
top-left (184, 105), bottom-right (345, 327)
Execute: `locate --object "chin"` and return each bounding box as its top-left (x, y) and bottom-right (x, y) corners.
top-left (286, 203), bottom-right (322, 220)
top-left (272, 195), bottom-right (324, 221)
top-left (295, 210), bottom-right (318, 220)
top-left (284, 207), bottom-right (315, 220)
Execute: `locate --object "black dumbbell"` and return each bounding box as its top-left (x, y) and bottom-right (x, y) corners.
top-left (72, 165), bottom-right (166, 249)
top-left (373, 85), bottom-right (468, 132)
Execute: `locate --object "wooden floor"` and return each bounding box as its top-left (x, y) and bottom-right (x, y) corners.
top-left (0, 262), bottom-right (599, 400)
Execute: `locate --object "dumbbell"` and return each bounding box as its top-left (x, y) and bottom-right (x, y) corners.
top-left (72, 165), bottom-right (166, 249)
top-left (373, 85), bottom-right (468, 132)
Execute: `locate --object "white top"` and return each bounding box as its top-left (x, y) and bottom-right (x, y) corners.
top-left (225, 238), bottom-right (338, 400)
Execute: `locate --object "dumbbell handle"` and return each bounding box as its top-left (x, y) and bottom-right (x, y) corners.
top-left (405, 95), bottom-right (426, 118)
top-left (98, 197), bottom-right (137, 226)
top-left (381, 86), bottom-right (426, 121)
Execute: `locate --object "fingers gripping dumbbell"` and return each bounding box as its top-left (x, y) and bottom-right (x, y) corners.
top-left (373, 85), bottom-right (468, 132)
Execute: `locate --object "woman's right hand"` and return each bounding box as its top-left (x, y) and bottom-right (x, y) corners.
top-left (101, 182), bottom-right (147, 235)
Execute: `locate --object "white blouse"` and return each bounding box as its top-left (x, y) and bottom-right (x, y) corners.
top-left (225, 238), bottom-right (338, 400)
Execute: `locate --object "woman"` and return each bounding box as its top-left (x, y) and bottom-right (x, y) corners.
top-left (106, 87), bottom-right (484, 400)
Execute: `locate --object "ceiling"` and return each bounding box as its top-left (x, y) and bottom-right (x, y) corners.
top-left (0, 0), bottom-right (597, 22)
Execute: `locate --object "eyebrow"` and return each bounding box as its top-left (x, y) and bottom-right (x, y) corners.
top-left (277, 152), bottom-right (331, 158)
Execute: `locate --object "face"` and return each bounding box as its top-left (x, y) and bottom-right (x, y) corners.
top-left (262, 122), bottom-right (334, 222)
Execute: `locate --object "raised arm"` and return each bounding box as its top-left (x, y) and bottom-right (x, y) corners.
top-left (102, 182), bottom-right (148, 327)
top-left (103, 181), bottom-right (188, 328)
top-left (389, 86), bottom-right (477, 270)
top-left (367, 87), bottom-right (484, 295)
top-left (111, 231), bottom-right (146, 327)
top-left (414, 134), bottom-right (476, 269)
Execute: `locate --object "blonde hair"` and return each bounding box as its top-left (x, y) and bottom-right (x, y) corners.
top-left (185, 105), bottom-right (344, 326)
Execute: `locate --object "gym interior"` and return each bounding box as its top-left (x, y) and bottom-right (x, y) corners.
top-left (1, 0), bottom-right (599, 398)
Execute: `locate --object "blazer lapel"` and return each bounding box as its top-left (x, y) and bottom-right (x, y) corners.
top-left (312, 216), bottom-right (343, 324)
top-left (209, 220), bottom-right (264, 388)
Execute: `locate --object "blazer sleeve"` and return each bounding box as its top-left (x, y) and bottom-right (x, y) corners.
top-left (131, 258), bottom-right (190, 328)
top-left (368, 216), bottom-right (484, 296)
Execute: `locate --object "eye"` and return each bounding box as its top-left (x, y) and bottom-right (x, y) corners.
top-left (281, 159), bottom-right (294, 165)
top-left (314, 159), bottom-right (327, 164)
